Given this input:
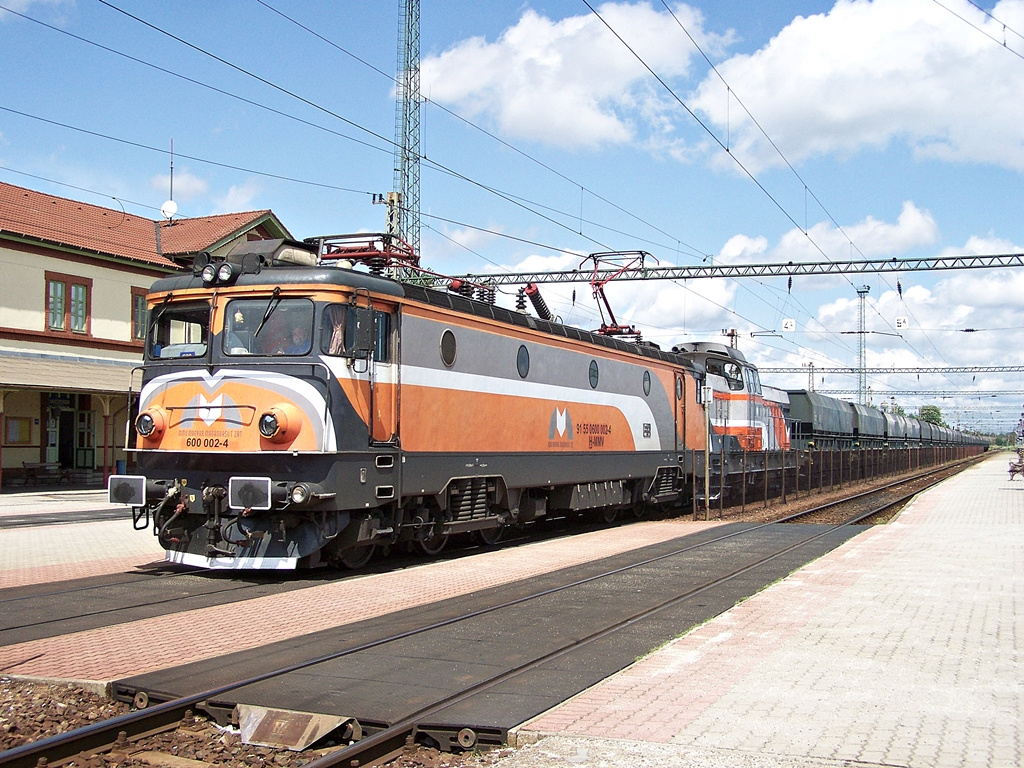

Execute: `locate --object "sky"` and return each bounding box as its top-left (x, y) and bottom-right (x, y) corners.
top-left (2, 0), bottom-right (1024, 434)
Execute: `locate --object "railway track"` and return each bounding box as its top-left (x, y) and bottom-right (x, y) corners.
top-left (779, 454), bottom-right (984, 526)
top-left (0, 514), bottom-right (621, 648)
top-left (0, 457), bottom-right (981, 768)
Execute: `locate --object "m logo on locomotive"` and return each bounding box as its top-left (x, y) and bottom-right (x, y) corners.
top-left (549, 407), bottom-right (574, 443)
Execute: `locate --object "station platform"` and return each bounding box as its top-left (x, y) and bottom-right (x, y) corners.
top-left (0, 489), bottom-right (165, 588)
top-left (1, 453), bottom-right (1018, 768)
top-left (496, 452), bottom-right (1021, 768)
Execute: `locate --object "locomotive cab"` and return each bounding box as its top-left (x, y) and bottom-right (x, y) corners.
top-left (110, 240), bottom-right (403, 569)
top-left (671, 342), bottom-right (787, 454)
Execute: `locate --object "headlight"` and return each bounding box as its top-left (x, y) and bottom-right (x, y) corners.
top-left (258, 404), bottom-right (302, 444)
top-left (258, 412), bottom-right (280, 438)
top-left (216, 262), bottom-right (235, 283)
top-left (136, 413), bottom-right (156, 436)
top-left (135, 408), bottom-right (166, 439)
top-left (290, 484), bottom-right (310, 504)
top-left (201, 263), bottom-right (217, 284)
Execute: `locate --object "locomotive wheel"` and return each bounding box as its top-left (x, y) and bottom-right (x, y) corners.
top-left (601, 507), bottom-right (617, 524)
top-left (417, 533), bottom-right (449, 556)
top-left (338, 544), bottom-right (375, 569)
top-left (475, 525), bottom-right (505, 547)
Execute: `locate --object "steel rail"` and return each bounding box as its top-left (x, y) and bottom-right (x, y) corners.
top-left (303, 466), bottom-right (962, 767)
top-left (0, 457), bottom-right (979, 768)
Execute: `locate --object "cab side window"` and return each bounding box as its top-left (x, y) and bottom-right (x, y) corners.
top-left (745, 367), bottom-right (762, 395)
top-left (320, 304), bottom-right (391, 363)
top-left (723, 362), bottom-right (744, 391)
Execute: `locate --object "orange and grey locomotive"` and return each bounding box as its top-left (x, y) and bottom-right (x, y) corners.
top-left (108, 236), bottom-right (724, 569)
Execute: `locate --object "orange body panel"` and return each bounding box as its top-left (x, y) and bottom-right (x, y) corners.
top-left (139, 377), bottom-right (321, 452)
top-left (400, 384), bottom-right (636, 453)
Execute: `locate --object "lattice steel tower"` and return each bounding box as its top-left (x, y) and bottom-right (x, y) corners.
top-left (857, 285), bottom-right (870, 405)
top-left (393, 0), bottom-right (421, 257)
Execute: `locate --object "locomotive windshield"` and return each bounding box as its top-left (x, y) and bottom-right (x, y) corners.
top-left (706, 359), bottom-right (744, 391)
top-left (224, 298), bottom-right (314, 356)
top-left (148, 302), bottom-right (209, 360)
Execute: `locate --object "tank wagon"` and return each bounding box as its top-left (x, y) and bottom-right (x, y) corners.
top-left (107, 236), bottom-right (986, 570)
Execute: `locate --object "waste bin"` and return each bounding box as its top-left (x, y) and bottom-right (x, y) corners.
top-left (115, 459), bottom-right (126, 475)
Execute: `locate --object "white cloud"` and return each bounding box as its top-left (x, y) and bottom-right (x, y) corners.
top-left (502, 251), bottom-right (583, 273)
top-left (774, 201), bottom-right (939, 263)
top-left (941, 233), bottom-right (1023, 256)
top-left (719, 233), bottom-right (768, 263)
top-left (150, 170), bottom-right (208, 202)
top-left (0, 0), bottom-right (71, 19)
top-left (691, 0), bottom-right (1024, 172)
top-left (717, 201), bottom-right (938, 269)
top-left (422, 3), bottom-right (732, 149)
top-left (212, 179), bottom-right (262, 213)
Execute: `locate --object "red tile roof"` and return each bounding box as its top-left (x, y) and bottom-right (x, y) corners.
top-left (0, 181), bottom-right (287, 267)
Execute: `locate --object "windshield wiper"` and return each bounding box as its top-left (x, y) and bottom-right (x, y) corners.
top-left (148, 292), bottom-right (174, 340)
top-left (253, 286), bottom-right (282, 339)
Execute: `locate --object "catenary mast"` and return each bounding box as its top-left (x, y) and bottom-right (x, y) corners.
top-left (393, 0), bottom-right (421, 257)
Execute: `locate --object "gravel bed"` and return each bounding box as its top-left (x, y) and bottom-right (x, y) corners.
top-left (0, 678), bottom-right (509, 767)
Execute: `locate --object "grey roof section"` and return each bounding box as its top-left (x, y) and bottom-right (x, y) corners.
top-left (0, 351), bottom-right (139, 394)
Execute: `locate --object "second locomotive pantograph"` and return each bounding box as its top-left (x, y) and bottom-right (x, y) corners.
top-left (108, 235), bottom-right (984, 570)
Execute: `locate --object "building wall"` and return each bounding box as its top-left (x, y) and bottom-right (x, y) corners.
top-left (0, 240), bottom-right (160, 341)
top-left (0, 215), bottom-right (287, 486)
top-left (0, 240), bottom-right (165, 484)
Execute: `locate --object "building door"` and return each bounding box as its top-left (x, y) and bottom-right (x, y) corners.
top-left (76, 410), bottom-right (95, 469)
top-left (58, 410), bottom-right (75, 469)
top-left (46, 414), bottom-right (59, 464)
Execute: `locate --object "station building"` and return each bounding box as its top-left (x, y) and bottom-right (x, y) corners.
top-left (0, 180), bottom-right (292, 488)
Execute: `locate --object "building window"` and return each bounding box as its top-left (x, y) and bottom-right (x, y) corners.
top-left (46, 272), bottom-right (92, 336)
top-left (48, 281), bottom-right (65, 330)
top-left (132, 289), bottom-right (148, 341)
top-left (70, 283), bottom-right (87, 332)
top-left (4, 417), bottom-right (32, 445)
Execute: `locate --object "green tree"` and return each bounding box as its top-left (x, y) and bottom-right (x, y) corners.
top-left (884, 401), bottom-right (906, 416)
top-left (918, 405), bottom-right (948, 427)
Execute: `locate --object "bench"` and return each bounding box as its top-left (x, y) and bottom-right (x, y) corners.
top-left (22, 462), bottom-right (72, 485)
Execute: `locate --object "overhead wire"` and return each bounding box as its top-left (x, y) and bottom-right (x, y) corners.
top-left (0, 106), bottom-right (376, 198)
top-left (85, 0), bottom-right (803, 342)
top-left (3, 1), bottom-right (1009, 412)
top-left (654, 0), bottom-right (960, 378)
top-left (0, 3), bottom-right (392, 158)
top-left (589, 0), bottom-right (974, 391)
top-left (2, 0), bottom-right (888, 363)
top-left (253, 0), bottom-right (710, 262)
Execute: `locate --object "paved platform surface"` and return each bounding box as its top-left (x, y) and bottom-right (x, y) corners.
top-left (0, 490), bottom-right (166, 587)
top-left (490, 453), bottom-right (1021, 768)
top-left (0, 502), bottom-right (723, 682)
